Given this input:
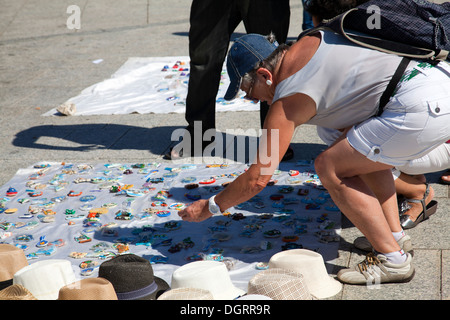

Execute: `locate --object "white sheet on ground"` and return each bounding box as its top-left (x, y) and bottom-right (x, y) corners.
top-left (43, 57), bottom-right (259, 116)
top-left (0, 161), bottom-right (341, 295)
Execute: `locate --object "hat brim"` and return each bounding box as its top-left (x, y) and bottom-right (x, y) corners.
top-left (308, 276), bottom-right (342, 300)
top-left (136, 276), bottom-right (170, 300)
top-left (213, 286), bottom-right (246, 300)
top-left (0, 279), bottom-right (13, 291)
top-left (224, 60), bottom-right (242, 101)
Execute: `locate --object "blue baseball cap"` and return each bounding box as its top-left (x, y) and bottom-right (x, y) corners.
top-left (224, 34), bottom-right (278, 101)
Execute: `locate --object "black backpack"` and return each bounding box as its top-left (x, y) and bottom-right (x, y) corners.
top-left (299, 0), bottom-right (450, 115)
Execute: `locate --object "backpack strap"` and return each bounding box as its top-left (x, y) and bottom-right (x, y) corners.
top-left (376, 57), bottom-right (411, 116)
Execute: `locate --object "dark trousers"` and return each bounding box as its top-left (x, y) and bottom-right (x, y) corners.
top-left (186, 0), bottom-right (291, 136)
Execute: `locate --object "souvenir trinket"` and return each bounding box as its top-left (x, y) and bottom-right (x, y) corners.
top-left (156, 210), bottom-right (170, 217)
top-left (113, 243), bottom-right (129, 253)
top-left (28, 191), bottom-right (43, 197)
top-left (69, 252), bottom-right (88, 259)
top-left (281, 243), bottom-right (303, 251)
top-left (269, 194), bottom-right (284, 201)
top-left (185, 193), bottom-right (201, 200)
top-left (282, 235), bottom-right (299, 243)
top-left (325, 204), bottom-right (340, 211)
top-left (260, 241), bottom-right (273, 250)
top-left (169, 203), bottom-right (185, 210)
top-left (80, 195), bottom-right (96, 202)
top-left (305, 203), bottom-right (320, 210)
top-left (231, 213), bottom-right (245, 221)
top-left (255, 262), bottom-right (269, 270)
top-left (79, 260), bottom-right (99, 269)
top-left (199, 177), bottom-right (216, 184)
top-left (278, 186), bottom-right (294, 193)
top-left (6, 187), bottom-right (18, 197)
top-left (68, 190), bottom-right (82, 197)
top-left (74, 234), bottom-right (92, 243)
top-left (164, 221), bottom-right (181, 231)
top-left (263, 229), bottom-right (281, 238)
top-left (36, 236), bottom-right (48, 247)
top-left (15, 234), bottom-right (33, 242)
top-left (150, 255), bottom-right (168, 264)
top-left (115, 210), bottom-right (133, 220)
top-left (185, 253), bottom-right (204, 262)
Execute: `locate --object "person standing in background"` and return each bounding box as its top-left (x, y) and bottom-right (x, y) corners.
top-left (165, 0), bottom-right (291, 160)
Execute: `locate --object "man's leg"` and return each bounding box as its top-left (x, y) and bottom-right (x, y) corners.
top-left (244, 0), bottom-right (290, 129)
top-left (184, 0), bottom-right (236, 153)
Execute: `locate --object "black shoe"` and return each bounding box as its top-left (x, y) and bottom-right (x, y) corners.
top-left (163, 126), bottom-right (215, 160)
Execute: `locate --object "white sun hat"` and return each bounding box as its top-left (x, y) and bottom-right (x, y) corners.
top-left (268, 249), bottom-right (342, 299)
top-left (13, 259), bottom-right (77, 300)
top-left (170, 260), bottom-right (245, 300)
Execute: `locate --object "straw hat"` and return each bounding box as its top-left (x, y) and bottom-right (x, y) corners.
top-left (98, 253), bottom-right (169, 300)
top-left (0, 284), bottom-right (37, 300)
top-left (0, 244), bottom-right (28, 290)
top-left (170, 260), bottom-right (246, 300)
top-left (58, 277), bottom-right (118, 300)
top-left (13, 259), bottom-right (77, 300)
top-left (247, 268), bottom-right (312, 300)
top-left (268, 249), bottom-right (342, 299)
top-left (157, 287), bottom-right (214, 300)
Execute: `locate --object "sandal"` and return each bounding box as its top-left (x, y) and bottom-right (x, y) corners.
top-left (400, 183), bottom-right (438, 229)
top-left (439, 169), bottom-right (450, 185)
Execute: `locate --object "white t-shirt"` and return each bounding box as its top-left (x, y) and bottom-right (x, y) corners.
top-left (273, 30), bottom-right (405, 130)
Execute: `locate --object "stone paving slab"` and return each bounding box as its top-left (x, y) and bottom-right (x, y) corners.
top-left (0, 0), bottom-right (448, 301)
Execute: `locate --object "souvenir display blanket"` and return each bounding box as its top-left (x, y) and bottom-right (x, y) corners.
top-left (0, 161), bottom-right (342, 292)
top-left (42, 57), bottom-right (259, 116)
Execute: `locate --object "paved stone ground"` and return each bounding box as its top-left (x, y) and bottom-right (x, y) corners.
top-left (0, 0), bottom-right (448, 300)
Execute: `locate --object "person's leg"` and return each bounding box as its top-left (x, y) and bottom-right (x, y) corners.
top-left (314, 139), bottom-right (401, 255)
top-left (301, 0), bottom-right (314, 30)
top-left (167, 0), bottom-right (238, 159)
top-left (243, 0), bottom-right (290, 129)
top-left (440, 170), bottom-right (450, 184)
top-left (241, 0), bottom-right (293, 159)
top-left (185, 0), bottom-right (235, 139)
top-left (395, 173), bottom-right (435, 221)
top-left (439, 141), bottom-right (450, 185)
top-left (315, 138), bottom-right (416, 285)
top-left (361, 172), bottom-right (403, 233)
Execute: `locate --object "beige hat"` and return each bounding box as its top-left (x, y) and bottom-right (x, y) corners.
top-left (157, 287), bottom-right (214, 300)
top-left (0, 244), bottom-right (29, 290)
top-left (237, 294), bottom-right (272, 300)
top-left (58, 277), bottom-right (118, 300)
top-left (13, 259), bottom-right (77, 300)
top-left (0, 284), bottom-right (37, 300)
top-left (171, 261), bottom-right (245, 300)
top-left (268, 249), bottom-right (342, 299)
top-left (247, 268), bottom-right (312, 300)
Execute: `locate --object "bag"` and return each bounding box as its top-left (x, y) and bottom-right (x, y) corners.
top-left (300, 0), bottom-right (450, 61)
top-left (299, 0), bottom-right (450, 115)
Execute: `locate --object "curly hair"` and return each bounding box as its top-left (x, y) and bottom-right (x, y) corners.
top-left (304, 0), bottom-right (369, 21)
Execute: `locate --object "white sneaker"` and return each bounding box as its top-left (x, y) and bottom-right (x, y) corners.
top-left (337, 252), bottom-right (415, 285)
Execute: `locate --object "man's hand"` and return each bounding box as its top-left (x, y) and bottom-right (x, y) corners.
top-left (178, 199), bottom-right (213, 222)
